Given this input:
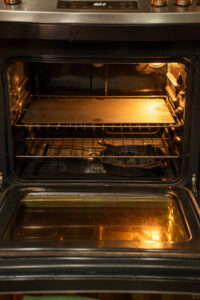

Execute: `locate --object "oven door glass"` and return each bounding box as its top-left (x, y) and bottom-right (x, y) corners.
top-left (3, 193), bottom-right (188, 243)
top-left (0, 186), bottom-right (199, 251)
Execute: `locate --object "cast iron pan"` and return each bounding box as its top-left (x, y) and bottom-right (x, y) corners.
top-left (98, 140), bottom-right (167, 177)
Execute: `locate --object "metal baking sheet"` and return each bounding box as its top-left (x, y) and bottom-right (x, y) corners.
top-left (22, 96), bottom-right (175, 124)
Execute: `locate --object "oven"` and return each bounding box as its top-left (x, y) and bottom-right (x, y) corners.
top-left (0, 0), bottom-right (200, 298)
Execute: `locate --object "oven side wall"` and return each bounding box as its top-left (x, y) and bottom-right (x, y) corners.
top-left (0, 58), bottom-right (7, 191)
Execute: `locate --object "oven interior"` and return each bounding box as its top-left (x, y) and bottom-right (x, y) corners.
top-left (6, 61), bottom-right (187, 181)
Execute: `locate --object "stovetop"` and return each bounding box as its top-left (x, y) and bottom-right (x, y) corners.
top-left (0, 0), bottom-right (200, 24)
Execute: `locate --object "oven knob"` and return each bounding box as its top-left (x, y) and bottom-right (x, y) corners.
top-left (4, 0), bottom-right (21, 4)
top-left (151, 0), bottom-right (167, 6)
top-left (174, 0), bottom-right (191, 6)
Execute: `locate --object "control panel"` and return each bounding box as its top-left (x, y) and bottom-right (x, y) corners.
top-left (56, 0), bottom-right (196, 10)
top-left (57, 0), bottom-right (138, 9)
top-left (1, 0), bottom-right (200, 26)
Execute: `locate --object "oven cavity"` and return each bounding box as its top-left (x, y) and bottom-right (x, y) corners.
top-left (7, 61), bottom-right (187, 181)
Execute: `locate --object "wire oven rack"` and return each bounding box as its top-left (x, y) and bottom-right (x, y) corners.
top-left (15, 127), bottom-right (180, 159)
top-left (14, 95), bottom-right (182, 159)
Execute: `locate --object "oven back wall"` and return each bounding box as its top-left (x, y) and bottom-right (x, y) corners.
top-left (32, 62), bottom-right (166, 96)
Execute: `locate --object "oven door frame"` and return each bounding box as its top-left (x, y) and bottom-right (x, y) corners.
top-left (1, 22), bottom-right (200, 42)
top-left (0, 250), bottom-right (200, 294)
top-left (0, 49), bottom-right (198, 188)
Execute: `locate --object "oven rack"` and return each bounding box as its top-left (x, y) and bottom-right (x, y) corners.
top-left (15, 135), bottom-right (180, 159)
top-left (15, 95), bottom-right (183, 129)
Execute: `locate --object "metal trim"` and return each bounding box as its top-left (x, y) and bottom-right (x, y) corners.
top-left (0, 0), bottom-right (200, 25)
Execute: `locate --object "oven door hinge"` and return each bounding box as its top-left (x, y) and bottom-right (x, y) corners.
top-left (0, 172), bottom-right (3, 191)
top-left (192, 173), bottom-right (198, 198)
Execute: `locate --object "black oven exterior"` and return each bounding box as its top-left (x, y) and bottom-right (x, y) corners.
top-left (0, 15), bottom-right (200, 296)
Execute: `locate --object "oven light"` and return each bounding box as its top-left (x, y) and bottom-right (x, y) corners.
top-left (93, 63), bottom-right (104, 68)
top-left (149, 63), bottom-right (166, 68)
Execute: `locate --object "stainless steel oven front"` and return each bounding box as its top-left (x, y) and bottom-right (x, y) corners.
top-left (0, 0), bottom-right (200, 298)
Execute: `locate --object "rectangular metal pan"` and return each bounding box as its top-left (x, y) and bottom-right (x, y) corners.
top-left (21, 96), bottom-right (175, 125)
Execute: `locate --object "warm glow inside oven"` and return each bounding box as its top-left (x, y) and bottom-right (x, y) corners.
top-left (6, 61), bottom-right (187, 181)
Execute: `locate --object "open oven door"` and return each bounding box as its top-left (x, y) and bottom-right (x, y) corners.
top-left (0, 184), bottom-right (199, 294)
